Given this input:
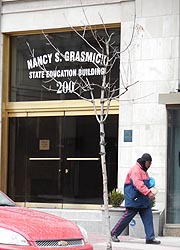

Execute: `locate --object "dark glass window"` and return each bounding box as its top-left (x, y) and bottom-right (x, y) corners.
top-left (167, 109), bottom-right (180, 223)
top-left (8, 115), bottom-right (118, 204)
top-left (9, 27), bottom-right (120, 101)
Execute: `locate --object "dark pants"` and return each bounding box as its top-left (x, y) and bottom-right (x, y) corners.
top-left (111, 207), bottom-right (155, 240)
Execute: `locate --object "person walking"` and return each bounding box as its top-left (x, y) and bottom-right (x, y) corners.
top-left (111, 153), bottom-right (161, 245)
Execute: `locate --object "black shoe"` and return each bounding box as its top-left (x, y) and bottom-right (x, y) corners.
top-left (146, 239), bottom-right (161, 244)
top-left (111, 235), bottom-right (120, 242)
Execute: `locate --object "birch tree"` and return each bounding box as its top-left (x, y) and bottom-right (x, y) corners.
top-left (26, 19), bottom-right (138, 250)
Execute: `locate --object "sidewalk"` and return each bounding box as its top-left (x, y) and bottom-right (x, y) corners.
top-left (88, 233), bottom-right (180, 250)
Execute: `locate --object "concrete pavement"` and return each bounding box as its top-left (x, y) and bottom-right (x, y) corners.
top-left (88, 233), bottom-right (180, 250)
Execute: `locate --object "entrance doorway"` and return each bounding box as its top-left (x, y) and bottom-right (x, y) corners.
top-left (8, 115), bottom-right (118, 204)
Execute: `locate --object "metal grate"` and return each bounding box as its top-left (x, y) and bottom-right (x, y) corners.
top-left (36, 239), bottom-right (84, 248)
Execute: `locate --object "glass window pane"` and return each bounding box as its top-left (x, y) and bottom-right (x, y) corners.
top-left (167, 109), bottom-right (180, 223)
top-left (9, 27), bottom-right (120, 102)
top-left (7, 115), bottom-right (118, 204)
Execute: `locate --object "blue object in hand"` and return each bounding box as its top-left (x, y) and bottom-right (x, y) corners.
top-left (148, 177), bottom-right (155, 188)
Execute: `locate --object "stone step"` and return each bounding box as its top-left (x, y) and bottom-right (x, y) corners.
top-left (36, 208), bottom-right (102, 220)
top-left (35, 208), bottom-right (102, 232)
top-left (35, 208), bottom-right (129, 234)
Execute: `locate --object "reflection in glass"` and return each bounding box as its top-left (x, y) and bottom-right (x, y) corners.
top-left (167, 109), bottom-right (180, 223)
top-left (9, 28), bottom-right (120, 102)
top-left (8, 115), bottom-right (118, 204)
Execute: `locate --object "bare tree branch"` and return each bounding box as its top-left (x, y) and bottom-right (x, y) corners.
top-left (26, 4), bottom-right (139, 248)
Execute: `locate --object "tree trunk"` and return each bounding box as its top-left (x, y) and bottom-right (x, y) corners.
top-left (100, 120), bottom-right (112, 250)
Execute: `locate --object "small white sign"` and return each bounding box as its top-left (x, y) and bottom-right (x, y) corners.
top-left (39, 140), bottom-right (50, 150)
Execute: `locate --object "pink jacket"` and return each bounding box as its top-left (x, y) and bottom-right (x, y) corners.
top-left (125, 162), bottom-right (151, 195)
top-left (124, 162), bottom-right (152, 208)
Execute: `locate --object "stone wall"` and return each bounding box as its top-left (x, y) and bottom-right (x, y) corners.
top-left (118, 0), bottom-right (179, 212)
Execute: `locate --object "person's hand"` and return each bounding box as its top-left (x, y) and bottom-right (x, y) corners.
top-left (148, 191), bottom-right (155, 201)
top-left (150, 187), bottom-right (158, 195)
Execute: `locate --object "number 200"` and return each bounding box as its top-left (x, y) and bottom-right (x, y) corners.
top-left (56, 81), bottom-right (75, 94)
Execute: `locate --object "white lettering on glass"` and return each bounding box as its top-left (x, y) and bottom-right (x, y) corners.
top-left (27, 53), bottom-right (53, 69)
top-left (63, 51), bottom-right (107, 65)
top-left (42, 81), bottom-right (75, 94)
top-left (26, 49), bottom-right (107, 95)
top-left (28, 67), bottom-right (105, 79)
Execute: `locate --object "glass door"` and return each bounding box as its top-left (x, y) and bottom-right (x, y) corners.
top-left (8, 116), bottom-right (64, 202)
top-left (8, 115), bottom-right (118, 204)
top-left (167, 109), bottom-right (180, 223)
top-left (62, 116), bottom-right (101, 204)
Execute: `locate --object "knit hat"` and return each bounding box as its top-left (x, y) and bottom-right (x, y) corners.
top-left (141, 153), bottom-right (152, 162)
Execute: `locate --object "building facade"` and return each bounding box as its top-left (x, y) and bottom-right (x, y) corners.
top-left (0, 0), bottom-right (180, 235)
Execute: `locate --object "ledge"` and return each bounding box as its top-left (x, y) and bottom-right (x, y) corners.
top-left (163, 225), bottom-right (180, 237)
top-left (159, 93), bottom-right (180, 105)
